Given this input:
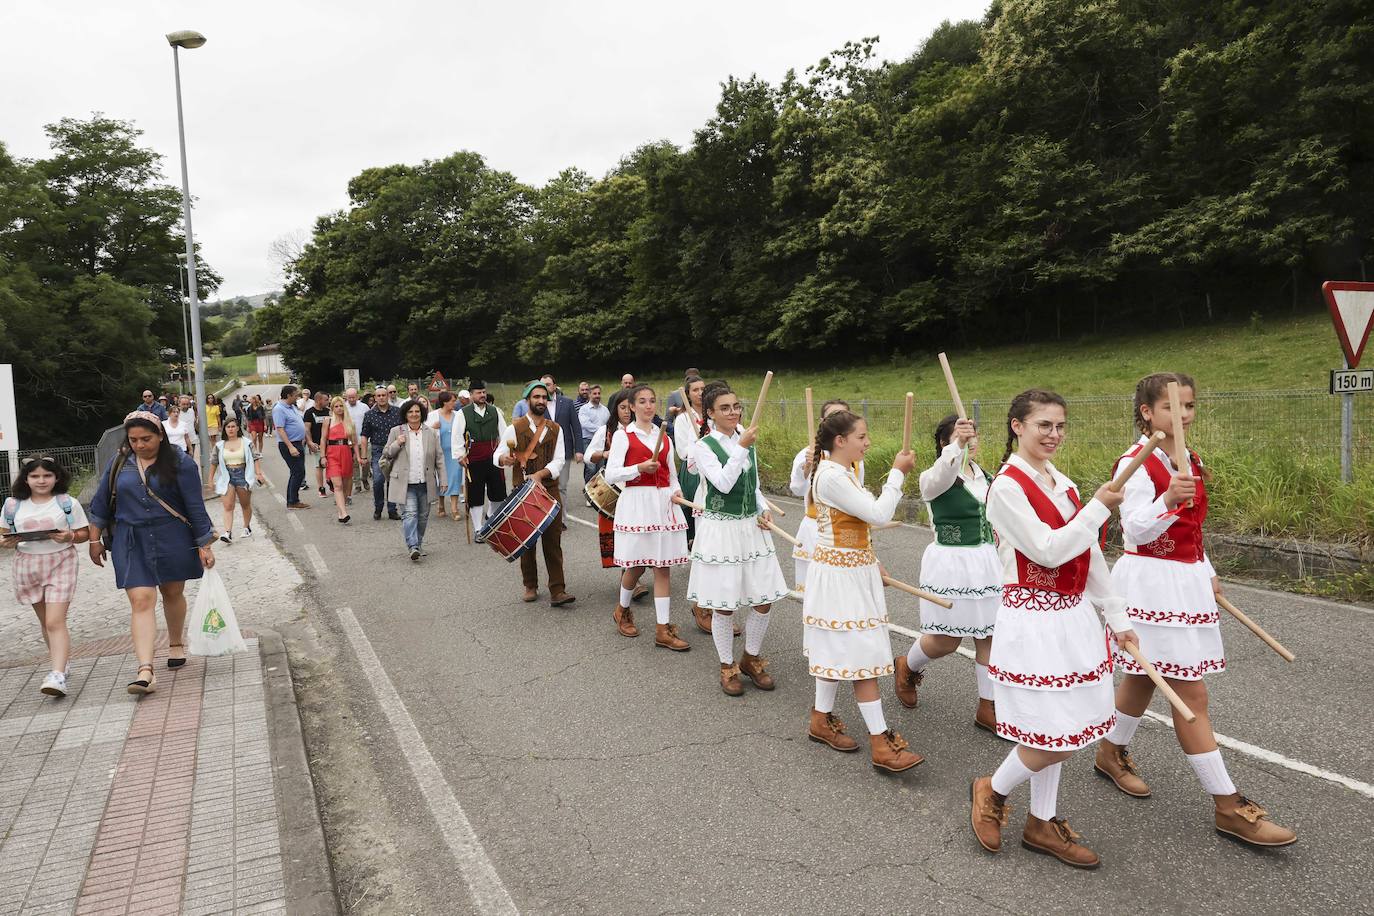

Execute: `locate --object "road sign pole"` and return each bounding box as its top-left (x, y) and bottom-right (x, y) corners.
top-left (1342, 357), bottom-right (1354, 484)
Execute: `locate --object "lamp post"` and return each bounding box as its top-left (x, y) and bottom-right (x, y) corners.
top-left (167, 29), bottom-right (210, 470)
top-left (176, 253), bottom-right (191, 395)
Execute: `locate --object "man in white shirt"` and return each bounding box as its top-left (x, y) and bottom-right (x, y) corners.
top-left (577, 385), bottom-right (609, 483)
top-left (344, 387), bottom-right (370, 492)
top-left (451, 380), bottom-right (509, 531)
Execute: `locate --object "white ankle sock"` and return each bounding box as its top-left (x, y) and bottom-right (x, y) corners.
top-left (906, 638), bottom-right (933, 672)
top-left (618, 586), bottom-right (634, 608)
top-left (1187, 749), bottom-right (1236, 795)
top-left (654, 596), bottom-right (671, 626)
top-left (857, 700), bottom-right (886, 735)
top-left (1029, 762), bottom-right (1062, 819)
top-left (1104, 711), bottom-right (1141, 746)
top-left (744, 609), bottom-right (769, 656)
top-left (975, 663), bottom-right (994, 701)
top-left (990, 747), bottom-right (1036, 797)
top-left (814, 679), bottom-right (838, 713)
top-left (712, 612), bottom-right (734, 663)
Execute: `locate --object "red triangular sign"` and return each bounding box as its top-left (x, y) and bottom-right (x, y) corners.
top-left (427, 371), bottom-right (449, 393)
top-left (1322, 281), bottom-right (1374, 369)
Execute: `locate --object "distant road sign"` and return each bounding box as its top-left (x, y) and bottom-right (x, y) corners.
top-left (1322, 281), bottom-right (1374, 368)
top-left (343, 368), bottom-right (360, 391)
top-left (1331, 369), bottom-right (1374, 395)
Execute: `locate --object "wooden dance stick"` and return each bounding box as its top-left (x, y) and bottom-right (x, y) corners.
top-left (1217, 595), bottom-right (1296, 662)
top-left (762, 518), bottom-right (803, 547)
top-left (462, 462), bottom-right (473, 544)
top-left (672, 495), bottom-right (704, 512)
top-left (881, 575), bottom-right (955, 610)
top-left (1166, 380), bottom-right (1193, 508)
top-left (805, 387), bottom-right (816, 444)
top-left (902, 392), bottom-right (914, 453)
top-left (1120, 642), bottom-right (1197, 722)
top-left (749, 371), bottom-right (774, 427)
top-left (937, 352), bottom-right (967, 419)
top-left (873, 520), bottom-right (905, 530)
top-left (764, 498), bottom-right (786, 517)
top-left (1107, 431), bottom-right (1167, 493)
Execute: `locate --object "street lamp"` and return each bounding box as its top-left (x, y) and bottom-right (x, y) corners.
top-left (176, 254), bottom-right (191, 395)
top-left (167, 29), bottom-right (210, 470)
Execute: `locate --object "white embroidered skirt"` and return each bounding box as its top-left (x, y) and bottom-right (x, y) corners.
top-left (1110, 554), bottom-right (1225, 680)
top-left (988, 589), bottom-right (1115, 750)
top-left (687, 515), bottom-right (790, 611)
top-left (801, 550), bottom-right (895, 681)
top-left (613, 486), bottom-right (688, 568)
top-left (917, 541), bottom-right (1001, 639)
top-left (792, 515), bottom-right (818, 587)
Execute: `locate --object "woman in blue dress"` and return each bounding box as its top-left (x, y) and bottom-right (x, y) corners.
top-left (427, 391), bottom-right (466, 521)
top-left (88, 411), bottom-right (216, 696)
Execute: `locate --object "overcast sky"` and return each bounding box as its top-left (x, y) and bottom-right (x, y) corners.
top-left (1, 1), bottom-right (989, 299)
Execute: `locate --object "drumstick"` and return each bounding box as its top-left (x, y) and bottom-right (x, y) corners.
top-left (1120, 641), bottom-right (1197, 722)
top-left (762, 518), bottom-right (802, 547)
top-left (901, 392), bottom-right (914, 453)
top-left (1107, 431), bottom-right (1168, 493)
top-left (1167, 381), bottom-right (1192, 508)
top-left (805, 387), bottom-right (815, 444)
top-left (1216, 595), bottom-right (1295, 662)
top-left (881, 575), bottom-right (954, 609)
top-left (462, 460), bottom-right (473, 544)
top-left (749, 371), bottom-right (774, 427)
top-left (937, 352), bottom-right (967, 419)
top-left (764, 497), bottom-right (786, 517)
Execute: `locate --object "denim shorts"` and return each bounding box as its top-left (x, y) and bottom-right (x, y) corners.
top-left (227, 465), bottom-right (249, 490)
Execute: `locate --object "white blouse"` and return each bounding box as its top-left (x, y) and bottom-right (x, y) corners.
top-left (791, 447), bottom-right (864, 499)
top-left (985, 453), bottom-right (1128, 632)
top-left (1117, 436), bottom-right (1214, 573)
top-left (605, 423), bottom-right (682, 494)
top-left (690, 430), bottom-right (767, 507)
top-left (919, 441), bottom-right (991, 504)
top-left (813, 460), bottom-right (904, 527)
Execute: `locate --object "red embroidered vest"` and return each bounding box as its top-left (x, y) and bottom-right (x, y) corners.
top-left (999, 464), bottom-right (1090, 597)
top-left (1110, 444), bottom-right (1208, 563)
top-left (623, 429), bottom-right (671, 488)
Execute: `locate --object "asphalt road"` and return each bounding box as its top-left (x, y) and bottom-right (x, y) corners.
top-left (252, 455), bottom-right (1374, 916)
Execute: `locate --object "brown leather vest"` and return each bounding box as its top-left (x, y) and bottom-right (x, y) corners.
top-left (513, 415), bottom-right (561, 496)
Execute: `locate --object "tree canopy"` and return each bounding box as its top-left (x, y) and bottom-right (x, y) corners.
top-left (263, 1), bottom-right (1369, 384)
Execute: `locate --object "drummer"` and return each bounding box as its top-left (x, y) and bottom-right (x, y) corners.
top-left (495, 380), bottom-right (575, 607)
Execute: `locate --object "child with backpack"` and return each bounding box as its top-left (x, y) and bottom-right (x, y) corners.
top-left (1, 456), bottom-right (90, 697)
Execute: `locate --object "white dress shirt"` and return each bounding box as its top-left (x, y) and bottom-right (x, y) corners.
top-left (492, 415), bottom-right (566, 481)
top-left (450, 403), bottom-right (509, 460)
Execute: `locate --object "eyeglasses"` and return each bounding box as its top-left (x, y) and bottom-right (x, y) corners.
top-left (1029, 421), bottom-right (1069, 435)
top-left (715, 404), bottom-right (743, 413)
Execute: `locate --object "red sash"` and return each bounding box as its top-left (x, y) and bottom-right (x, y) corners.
top-left (999, 463), bottom-right (1090, 597)
top-left (1110, 444), bottom-right (1208, 563)
top-left (623, 429), bottom-right (670, 488)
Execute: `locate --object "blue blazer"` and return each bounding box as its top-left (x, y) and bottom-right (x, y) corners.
top-left (547, 393), bottom-right (583, 459)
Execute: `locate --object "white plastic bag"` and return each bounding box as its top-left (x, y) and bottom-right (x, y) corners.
top-left (188, 569), bottom-right (248, 656)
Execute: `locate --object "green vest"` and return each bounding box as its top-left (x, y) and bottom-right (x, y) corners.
top-left (461, 402), bottom-right (500, 443)
top-left (701, 436), bottom-right (759, 520)
top-left (929, 472), bottom-right (994, 546)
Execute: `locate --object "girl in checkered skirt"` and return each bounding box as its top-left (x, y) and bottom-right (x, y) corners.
top-left (1, 457), bottom-right (91, 698)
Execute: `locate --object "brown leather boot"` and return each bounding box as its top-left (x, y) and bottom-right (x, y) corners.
top-left (654, 623), bottom-right (690, 651)
top-left (522, 587), bottom-right (538, 603)
top-left (613, 604), bottom-right (639, 638)
top-left (1021, 814), bottom-right (1100, 869)
top-left (692, 603), bottom-right (714, 634)
top-left (720, 663), bottom-right (744, 696)
top-left (549, 591), bottom-right (575, 607)
top-left (970, 776), bottom-right (1009, 852)
top-left (738, 653), bottom-right (775, 690)
top-left (893, 655), bottom-right (923, 709)
top-left (1214, 795), bottom-right (1297, 847)
top-left (807, 709), bottom-right (859, 752)
top-left (631, 583), bottom-right (649, 601)
top-left (974, 698), bottom-right (997, 734)
top-left (1094, 740), bottom-right (1151, 798)
top-left (869, 729), bottom-right (924, 773)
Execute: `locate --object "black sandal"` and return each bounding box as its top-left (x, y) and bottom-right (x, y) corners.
top-left (127, 664), bottom-right (156, 695)
top-left (167, 643), bottom-right (187, 669)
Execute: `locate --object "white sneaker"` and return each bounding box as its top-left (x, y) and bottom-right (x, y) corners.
top-left (219, 532), bottom-right (232, 545)
top-left (40, 671), bottom-right (67, 698)
top-left (242, 526), bottom-right (253, 539)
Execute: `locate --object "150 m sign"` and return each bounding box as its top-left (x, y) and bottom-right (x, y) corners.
top-left (1330, 369), bottom-right (1374, 394)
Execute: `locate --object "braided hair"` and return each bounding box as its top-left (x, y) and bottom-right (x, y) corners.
top-left (1133, 372), bottom-right (1197, 435)
top-left (699, 380), bottom-right (733, 437)
top-left (809, 409), bottom-right (863, 490)
top-left (934, 413), bottom-right (960, 459)
top-left (1000, 389), bottom-right (1068, 467)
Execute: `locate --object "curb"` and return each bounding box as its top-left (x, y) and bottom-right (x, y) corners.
top-left (258, 627), bottom-right (340, 915)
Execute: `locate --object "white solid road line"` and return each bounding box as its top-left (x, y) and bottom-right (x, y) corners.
top-left (565, 511), bottom-right (598, 530)
top-left (303, 543), bottom-right (328, 576)
top-left (335, 607), bottom-right (519, 915)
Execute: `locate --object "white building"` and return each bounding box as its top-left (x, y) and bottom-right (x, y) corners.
top-left (255, 344), bottom-right (288, 379)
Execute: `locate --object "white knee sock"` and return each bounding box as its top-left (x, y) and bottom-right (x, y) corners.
top-left (654, 596), bottom-right (671, 626)
top-left (1029, 762), bottom-right (1062, 820)
top-left (975, 663), bottom-right (995, 701)
top-left (857, 700), bottom-right (887, 735)
top-left (1104, 711), bottom-right (1142, 746)
top-left (990, 747), bottom-right (1036, 797)
top-left (618, 586), bottom-right (634, 608)
top-left (814, 679), bottom-right (838, 713)
top-left (471, 505), bottom-right (484, 529)
top-left (906, 638), bottom-right (933, 672)
top-left (744, 610), bottom-right (769, 656)
top-left (712, 612), bottom-right (734, 663)
top-left (1187, 750), bottom-right (1236, 795)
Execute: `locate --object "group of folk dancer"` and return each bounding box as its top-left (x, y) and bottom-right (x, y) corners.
top-left (466, 370), bottom-right (1296, 870)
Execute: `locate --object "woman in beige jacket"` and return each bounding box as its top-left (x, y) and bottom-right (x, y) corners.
top-left (384, 399), bottom-right (446, 561)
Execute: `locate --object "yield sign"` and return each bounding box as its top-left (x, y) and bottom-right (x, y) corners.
top-left (1322, 281), bottom-right (1374, 369)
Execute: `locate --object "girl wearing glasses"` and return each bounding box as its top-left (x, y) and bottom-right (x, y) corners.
top-left (970, 389), bottom-right (1134, 869)
top-left (685, 381), bottom-right (789, 696)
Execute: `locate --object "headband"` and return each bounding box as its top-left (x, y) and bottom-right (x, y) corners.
top-left (124, 410), bottom-right (164, 430)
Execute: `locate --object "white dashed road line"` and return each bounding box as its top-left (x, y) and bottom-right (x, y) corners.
top-left (334, 607), bottom-right (519, 915)
top-left (303, 543), bottom-right (328, 576)
top-left (565, 511), bottom-right (598, 530)
top-left (286, 512), bottom-right (303, 531)
top-left (273, 492), bottom-right (286, 506)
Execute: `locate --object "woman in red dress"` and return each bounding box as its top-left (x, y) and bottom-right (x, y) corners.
top-left (326, 396), bottom-right (360, 523)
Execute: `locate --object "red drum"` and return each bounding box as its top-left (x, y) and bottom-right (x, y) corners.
top-left (475, 478), bottom-right (562, 562)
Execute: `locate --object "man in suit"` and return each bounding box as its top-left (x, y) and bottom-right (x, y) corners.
top-left (538, 373), bottom-right (583, 513)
